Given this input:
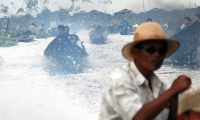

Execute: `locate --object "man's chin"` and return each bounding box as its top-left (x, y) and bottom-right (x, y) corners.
top-left (151, 64), bottom-right (162, 71)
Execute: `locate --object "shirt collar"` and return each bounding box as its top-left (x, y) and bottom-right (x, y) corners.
top-left (129, 62), bottom-right (146, 85)
top-left (129, 62), bottom-right (162, 87)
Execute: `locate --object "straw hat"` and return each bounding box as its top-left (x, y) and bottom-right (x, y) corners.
top-left (178, 87), bottom-right (200, 114)
top-left (122, 22), bottom-right (180, 61)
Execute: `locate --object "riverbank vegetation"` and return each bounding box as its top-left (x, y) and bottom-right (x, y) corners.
top-left (0, 35), bottom-right (17, 47)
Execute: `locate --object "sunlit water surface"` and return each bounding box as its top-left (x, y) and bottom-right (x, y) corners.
top-left (0, 30), bottom-right (200, 120)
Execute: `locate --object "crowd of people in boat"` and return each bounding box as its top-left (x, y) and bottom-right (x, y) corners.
top-left (178, 14), bottom-right (200, 31)
top-left (44, 24), bottom-right (88, 74)
top-left (106, 13), bottom-right (200, 35)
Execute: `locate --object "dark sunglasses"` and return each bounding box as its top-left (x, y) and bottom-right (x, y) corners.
top-left (141, 45), bottom-right (167, 55)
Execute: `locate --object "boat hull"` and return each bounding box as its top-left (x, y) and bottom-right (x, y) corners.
top-left (169, 21), bottom-right (200, 64)
top-left (89, 25), bottom-right (109, 44)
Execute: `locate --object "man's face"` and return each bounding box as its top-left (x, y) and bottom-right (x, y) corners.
top-left (184, 19), bottom-right (190, 26)
top-left (178, 111), bottom-right (200, 120)
top-left (65, 28), bottom-right (69, 34)
top-left (194, 16), bottom-right (200, 21)
top-left (133, 41), bottom-right (167, 71)
top-left (57, 29), bottom-right (64, 35)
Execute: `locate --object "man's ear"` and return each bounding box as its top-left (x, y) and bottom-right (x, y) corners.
top-left (177, 114), bottom-right (187, 120)
top-left (132, 48), bottom-right (139, 60)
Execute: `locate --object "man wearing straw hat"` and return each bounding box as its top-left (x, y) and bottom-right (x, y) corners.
top-left (99, 22), bottom-right (192, 120)
top-left (178, 86), bottom-right (200, 120)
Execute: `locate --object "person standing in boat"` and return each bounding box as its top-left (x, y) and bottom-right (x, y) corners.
top-left (39, 24), bottom-right (45, 32)
top-left (30, 23), bottom-right (38, 35)
top-left (122, 18), bottom-right (130, 33)
top-left (99, 22), bottom-right (191, 120)
top-left (179, 17), bottom-right (191, 30)
top-left (49, 20), bottom-right (57, 36)
top-left (44, 25), bottom-right (69, 58)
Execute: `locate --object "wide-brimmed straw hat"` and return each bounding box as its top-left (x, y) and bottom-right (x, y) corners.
top-left (178, 87), bottom-right (200, 114)
top-left (122, 22), bottom-right (180, 61)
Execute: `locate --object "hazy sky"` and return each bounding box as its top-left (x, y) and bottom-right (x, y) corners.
top-left (1, 0), bottom-right (200, 16)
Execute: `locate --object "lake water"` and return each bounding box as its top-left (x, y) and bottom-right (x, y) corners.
top-left (0, 30), bottom-right (199, 120)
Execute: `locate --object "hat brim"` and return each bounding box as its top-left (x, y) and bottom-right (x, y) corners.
top-left (122, 38), bottom-right (180, 61)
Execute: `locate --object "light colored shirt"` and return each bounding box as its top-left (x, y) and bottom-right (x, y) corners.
top-left (180, 24), bottom-right (186, 29)
top-left (99, 62), bottom-right (169, 120)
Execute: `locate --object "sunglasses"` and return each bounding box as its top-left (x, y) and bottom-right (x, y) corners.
top-left (141, 45), bottom-right (167, 55)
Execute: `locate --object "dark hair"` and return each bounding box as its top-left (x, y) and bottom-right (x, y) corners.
top-left (146, 18), bottom-right (152, 22)
top-left (194, 14), bottom-right (200, 19)
top-left (184, 17), bottom-right (192, 22)
top-left (57, 25), bottom-right (65, 30)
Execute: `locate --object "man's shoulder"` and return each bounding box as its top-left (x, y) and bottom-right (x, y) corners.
top-left (106, 64), bottom-right (134, 86)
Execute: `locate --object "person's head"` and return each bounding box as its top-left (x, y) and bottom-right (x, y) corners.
top-left (70, 33), bottom-right (79, 43)
top-left (31, 23), bottom-right (35, 26)
top-left (146, 18), bottom-right (153, 22)
top-left (178, 87), bottom-right (200, 120)
top-left (57, 25), bottom-right (65, 35)
top-left (64, 26), bottom-right (69, 34)
top-left (183, 17), bottom-right (192, 26)
top-left (122, 22), bottom-right (180, 71)
top-left (194, 14), bottom-right (200, 21)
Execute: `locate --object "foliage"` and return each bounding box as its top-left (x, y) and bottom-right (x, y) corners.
top-left (99, 0), bottom-right (112, 4)
top-left (36, 31), bottom-right (51, 39)
top-left (68, 0), bottom-right (80, 14)
top-left (0, 35), bottom-right (17, 47)
top-left (82, 0), bottom-right (92, 3)
top-left (0, 4), bottom-right (9, 14)
top-left (40, 0), bottom-right (50, 11)
top-left (16, 8), bottom-right (26, 15)
top-left (24, 0), bottom-right (39, 15)
top-left (7, 29), bottom-right (27, 36)
top-left (98, 0), bottom-right (112, 12)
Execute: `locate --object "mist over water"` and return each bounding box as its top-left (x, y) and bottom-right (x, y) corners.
top-left (0, 30), bottom-right (200, 120)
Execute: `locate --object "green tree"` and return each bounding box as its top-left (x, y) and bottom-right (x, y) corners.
top-left (0, 4), bottom-right (9, 15)
top-left (99, 0), bottom-right (112, 12)
top-left (23, 0), bottom-right (39, 16)
top-left (68, 0), bottom-right (80, 14)
top-left (82, 0), bottom-right (92, 11)
top-left (40, 0), bottom-right (49, 12)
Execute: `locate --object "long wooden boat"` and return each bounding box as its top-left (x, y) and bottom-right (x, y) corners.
top-left (44, 35), bottom-right (88, 74)
top-left (89, 25), bottom-right (109, 44)
top-left (167, 21), bottom-right (200, 65)
top-left (11, 36), bottom-right (35, 42)
top-left (10, 31), bottom-right (35, 42)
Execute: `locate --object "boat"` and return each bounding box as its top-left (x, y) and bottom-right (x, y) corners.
top-left (10, 31), bottom-right (35, 42)
top-left (167, 21), bottom-right (200, 65)
top-left (89, 25), bottom-right (109, 44)
top-left (119, 27), bottom-right (135, 35)
top-left (11, 35), bottom-right (35, 42)
top-left (44, 35), bottom-right (88, 74)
